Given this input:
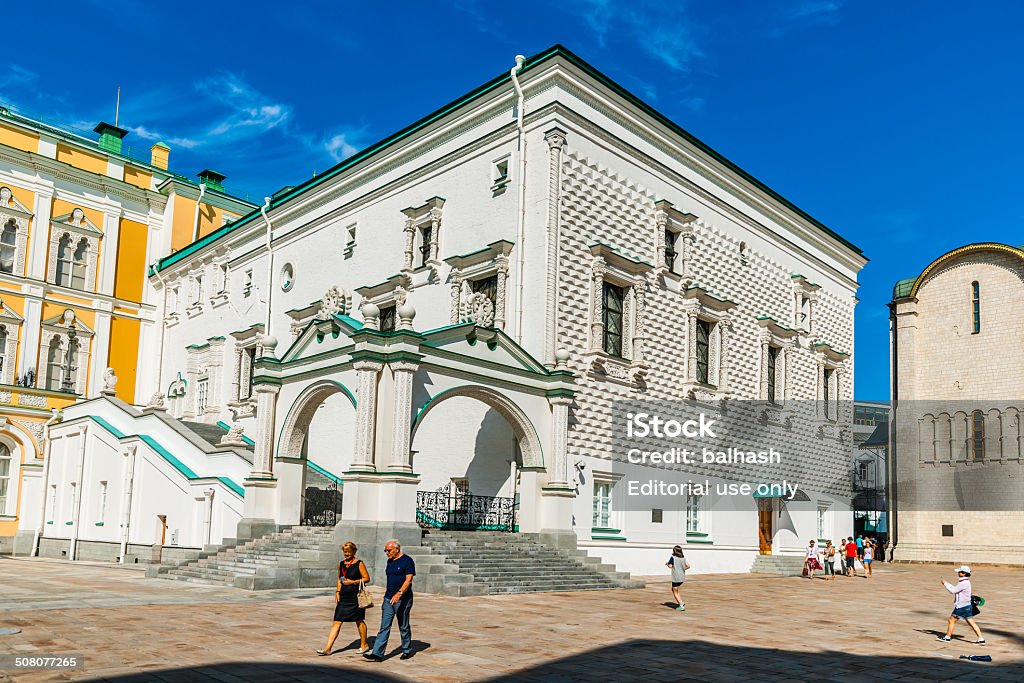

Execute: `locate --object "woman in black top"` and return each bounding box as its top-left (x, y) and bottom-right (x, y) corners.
top-left (317, 541), bottom-right (371, 655)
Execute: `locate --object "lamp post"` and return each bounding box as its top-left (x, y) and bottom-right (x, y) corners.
top-left (61, 314), bottom-right (78, 393)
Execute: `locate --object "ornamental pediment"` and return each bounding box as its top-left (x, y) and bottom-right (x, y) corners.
top-left (0, 187), bottom-right (33, 218)
top-left (41, 309), bottom-right (95, 336)
top-left (422, 324), bottom-right (550, 376)
top-left (682, 284), bottom-right (737, 313)
top-left (813, 341), bottom-right (849, 362)
top-left (0, 297), bottom-right (23, 325)
top-left (52, 208), bottom-right (102, 236)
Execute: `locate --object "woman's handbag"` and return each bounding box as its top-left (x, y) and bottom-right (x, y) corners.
top-left (357, 580), bottom-right (374, 609)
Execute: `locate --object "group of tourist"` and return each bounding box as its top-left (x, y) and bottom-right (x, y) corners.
top-left (805, 534), bottom-right (884, 579)
top-left (316, 539), bottom-right (417, 661)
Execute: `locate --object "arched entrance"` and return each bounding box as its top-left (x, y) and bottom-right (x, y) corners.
top-left (410, 385), bottom-right (544, 532)
top-left (275, 380), bottom-right (356, 526)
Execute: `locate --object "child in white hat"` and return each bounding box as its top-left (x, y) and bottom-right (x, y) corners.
top-left (937, 565), bottom-right (985, 645)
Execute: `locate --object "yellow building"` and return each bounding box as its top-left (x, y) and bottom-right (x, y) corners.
top-left (0, 107), bottom-right (255, 551)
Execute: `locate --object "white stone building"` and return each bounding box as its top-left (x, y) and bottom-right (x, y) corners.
top-left (21, 46), bottom-right (866, 575)
top-left (890, 243), bottom-right (1024, 565)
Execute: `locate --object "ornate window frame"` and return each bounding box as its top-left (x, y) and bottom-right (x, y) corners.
top-left (0, 298), bottom-right (24, 385)
top-left (585, 244), bottom-right (653, 385)
top-left (401, 197), bottom-right (445, 276)
top-left (210, 249), bottom-right (230, 308)
top-left (39, 310), bottom-right (94, 395)
top-left (680, 285), bottom-right (737, 400)
top-left (185, 336), bottom-right (225, 421)
top-left (653, 199), bottom-right (697, 282)
top-left (756, 316), bottom-right (798, 408)
top-left (186, 265), bottom-right (207, 317)
top-left (355, 273), bottom-right (412, 331)
top-left (443, 240), bottom-right (513, 329)
top-left (814, 343), bottom-right (849, 426)
top-left (286, 286), bottom-right (354, 340)
top-left (0, 187), bottom-right (32, 277)
top-left (227, 323), bottom-right (263, 420)
top-left (791, 274), bottom-right (820, 337)
top-left (47, 208), bottom-right (101, 292)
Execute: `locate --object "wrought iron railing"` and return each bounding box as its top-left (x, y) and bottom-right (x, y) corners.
top-left (302, 481), bottom-right (341, 527)
top-left (416, 483), bottom-right (515, 532)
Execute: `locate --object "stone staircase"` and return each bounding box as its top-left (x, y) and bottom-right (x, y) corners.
top-left (147, 526), bottom-right (338, 590)
top-left (410, 530), bottom-right (645, 596)
top-left (750, 554), bottom-right (807, 576)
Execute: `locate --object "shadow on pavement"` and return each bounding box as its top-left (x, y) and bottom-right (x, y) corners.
top-left (85, 639), bottom-right (1023, 682)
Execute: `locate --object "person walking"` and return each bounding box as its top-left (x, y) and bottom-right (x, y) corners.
top-left (823, 540), bottom-right (837, 581)
top-left (938, 566), bottom-right (985, 645)
top-left (844, 537), bottom-right (858, 576)
top-left (804, 540), bottom-right (823, 579)
top-left (862, 539), bottom-right (874, 577)
top-left (364, 540), bottom-right (416, 662)
top-left (318, 541), bottom-right (371, 656)
top-left (665, 545), bottom-right (690, 610)
top-left (855, 535), bottom-right (865, 561)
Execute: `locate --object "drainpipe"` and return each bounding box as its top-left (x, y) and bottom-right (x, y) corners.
top-left (510, 54), bottom-right (527, 343)
top-left (259, 197), bottom-right (274, 345)
top-left (191, 183), bottom-right (207, 242)
top-left (118, 443), bottom-right (138, 564)
top-left (149, 262), bottom-right (169, 399)
top-left (32, 408), bottom-right (63, 557)
top-left (67, 423), bottom-right (89, 561)
top-left (887, 302), bottom-right (898, 560)
top-left (203, 488), bottom-right (215, 546)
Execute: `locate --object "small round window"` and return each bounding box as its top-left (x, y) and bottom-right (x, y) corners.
top-left (280, 262), bottom-right (295, 292)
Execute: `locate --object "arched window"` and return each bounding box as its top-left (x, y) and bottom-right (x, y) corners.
top-left (46, 338), bottom-right (64, 391)
top-left (0, 443), bottom-right (11, 511)
top-left (71, 238), bottom-right (88, 290)
top-left (971, 410), bottom-right (985, 460)
top-left (0, 325), bottom-right (7, 377)
top-left (971, 281), bottom-right (980, 334)
top-left (0, 219), bottom-right (17, 274)
top-left (0, 440), bottom-right (10, 509)
top-left (55, 235), bottom-right (73, 287)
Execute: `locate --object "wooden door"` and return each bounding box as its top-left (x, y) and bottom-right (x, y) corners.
top-left (757, 498), bottom-right (773, 555)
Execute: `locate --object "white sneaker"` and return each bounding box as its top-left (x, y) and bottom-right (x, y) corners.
top-left (357, 646), bottom-right (370, 654)
top-left (976, 639), bottom-right (986, 645)
top-left (937, 635), bottom-right (951, 642)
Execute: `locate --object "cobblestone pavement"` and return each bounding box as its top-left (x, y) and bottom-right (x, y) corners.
top-left (1, 556), bottom-right (1022, 682)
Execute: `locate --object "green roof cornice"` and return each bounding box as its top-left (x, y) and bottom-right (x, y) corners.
top-left (152, 44), bottom-right (861, 275)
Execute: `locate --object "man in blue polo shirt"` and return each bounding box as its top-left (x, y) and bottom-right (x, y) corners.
top-left (364, 539), bottom-right (416, 661)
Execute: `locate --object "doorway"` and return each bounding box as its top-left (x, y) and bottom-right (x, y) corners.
top-left (757, 498), bottom-right (773, 555)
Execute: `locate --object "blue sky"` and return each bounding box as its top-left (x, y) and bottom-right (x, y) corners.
top-left (3, 1), bottom-right (1023, 400)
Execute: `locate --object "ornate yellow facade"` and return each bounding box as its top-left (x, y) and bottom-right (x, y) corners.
top-left (0, 108), bottom-right (254, 544)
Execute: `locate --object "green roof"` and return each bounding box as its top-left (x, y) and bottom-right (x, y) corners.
top-left (893, 278), bottom-right (916, 299)
top-left (152, 44), bottom-right (863, 275)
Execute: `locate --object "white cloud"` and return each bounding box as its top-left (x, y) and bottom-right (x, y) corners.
top-left (127, 125), bottom-right (199, 149)
top-left (0, 65), bottom-right (37, 91)
top-left (787, 1), bottom-right (843, 21)
top-left (324, 133), bottom-right (360, 162)
top-left (196, 73), bottom-right (292, 139)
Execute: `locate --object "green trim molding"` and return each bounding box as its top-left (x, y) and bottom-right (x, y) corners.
top-left (153, 45), bottom-right (861, 277)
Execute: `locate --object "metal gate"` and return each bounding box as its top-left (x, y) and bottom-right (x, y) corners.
top-left (416, 482), bottom-right (515, 532)
top-left (302, 480), bottom-right (341, 527)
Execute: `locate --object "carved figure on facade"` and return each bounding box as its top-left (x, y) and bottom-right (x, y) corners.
top-left (219, 424), bottom-right (247, 447)
top-left (102, 368), bottom-right (118, 395)
top-left (461, 292), bottom-right (495, 327)
top-left (317, 285), bottom-right (352, 320)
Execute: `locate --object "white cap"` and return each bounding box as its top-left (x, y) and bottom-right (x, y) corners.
top-left (957, 565), bottom-right (971, 574)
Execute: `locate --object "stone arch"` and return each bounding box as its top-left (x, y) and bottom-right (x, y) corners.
top-left (911, 243), bottom-right (1024, 297)
top-left (276, 379), bottom-right (357, 461)
top-left (0, 427), bottom-right (31, 516)
top-left (410, 384), bottom-right (544, 469)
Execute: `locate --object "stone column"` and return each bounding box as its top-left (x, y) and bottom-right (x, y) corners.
top-left (428, 208), bottom-right (442, 262)
top-left (250, 384), bottom-right (280, 478)
top-left (495, 253), bottom-right (510, 330)
top-left (590, 259), bottom-right (606, 351)
top-left (546, 396), bottom-right (572, 489)
top-left (388, 360), bottom-right (418, 473)
top-left (685, 309), bottom-right (698, 383)
top-left (449, 270), bottom-right (463, 324)
top-left (402, 219), bottom-right (416, 272)
top-left (759, 335), bottom-right (770, 400)
top-left (782, 345), bottom-right (792, 403)
top-left (543, 128), bottom-right (567, 366)
top-left (631, 280), bottom-right (646, 362)
top-left (718, 319), bottom-right (731, 393)
top-left (351, 360), bottom-right (383, 472)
